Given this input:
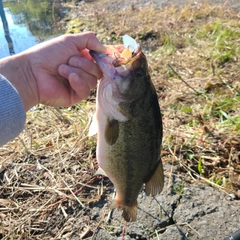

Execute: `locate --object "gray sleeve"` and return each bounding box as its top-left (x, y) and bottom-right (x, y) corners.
top-left (0, 74), bottom-right (26, 146)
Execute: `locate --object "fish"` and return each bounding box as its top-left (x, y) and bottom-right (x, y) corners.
top-left (89, 35), bottom-right (164, 222)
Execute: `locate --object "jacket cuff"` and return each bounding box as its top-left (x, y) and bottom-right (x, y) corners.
top-left (0, 74), bottom-right (26, 146)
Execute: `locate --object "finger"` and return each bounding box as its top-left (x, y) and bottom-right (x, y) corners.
top-left (68, 32), bottom-right (106, 53)
top-left (68, 72), bottom-right (92, 102)
top-left (58, 64), bottom-right (98, 90)
top-left (68, 56), bottom-right (103, 79)
top-left (79, 49), bottom-right (93, 61)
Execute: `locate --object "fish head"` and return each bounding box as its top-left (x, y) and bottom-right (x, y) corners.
top-left (90, 41), bottom-right (150, 101)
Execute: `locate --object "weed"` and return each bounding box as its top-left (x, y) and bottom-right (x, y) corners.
top-left (222, 115), bottom-right (240, 132)
top-left (210, 96), bottom-right (240, 120)
top-left (198, 157), bottom-right (205, 175)
top-left (172, 179), bottom-right (185, 196)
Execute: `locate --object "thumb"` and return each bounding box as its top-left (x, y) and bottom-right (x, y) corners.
top-left (71, 32), bottom-right (106, 53)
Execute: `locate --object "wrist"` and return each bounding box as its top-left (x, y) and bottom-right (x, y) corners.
top-left (0, 52), bottom-right (39, 111)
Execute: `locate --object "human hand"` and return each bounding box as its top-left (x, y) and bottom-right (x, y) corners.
top-left (0, 32), bottom-right (106, 111)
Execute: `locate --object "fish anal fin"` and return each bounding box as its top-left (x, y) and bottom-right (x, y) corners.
top-left (105, 118), bottom-right (119, 145)
top-left (145, 160), bottom-right (164, 196)
top-left (95, 167), bottom-right (108, 177)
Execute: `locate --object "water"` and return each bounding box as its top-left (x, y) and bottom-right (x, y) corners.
top-left (0, 7), bottom-right (37, 57)
top-left (0, 0), bottom-right (71, 58)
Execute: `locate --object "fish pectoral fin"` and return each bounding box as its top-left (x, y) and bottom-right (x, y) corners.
top-left (145, 159), bottom-right (164, 196)
top-left (95, 167), bottom-right (108, 177)
top-left (88, 112), bottom-right (98, 136)
top-left (105, 118), bottom-right (119, 145)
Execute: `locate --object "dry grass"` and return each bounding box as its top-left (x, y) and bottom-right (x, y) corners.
top-left (1, 1), bottom-right (240, 239)
top-left (0, 103), bottom-right (106, 239)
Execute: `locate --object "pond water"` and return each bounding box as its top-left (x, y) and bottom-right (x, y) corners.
top-left (0, 0), bottom-right (72, 58)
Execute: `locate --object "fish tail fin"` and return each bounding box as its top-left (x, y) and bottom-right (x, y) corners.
top-left (122, 204), bottom-right (137, 222)
top-left (145, 159), bottom-right (164, 196)
top-left (111, 200), bottom-right (137, 222)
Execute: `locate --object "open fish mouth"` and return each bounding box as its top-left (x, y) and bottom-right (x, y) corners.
top-left (89, 35), bottom-right (143, 74)
top-left (112, 43), bottom-right (142, 67)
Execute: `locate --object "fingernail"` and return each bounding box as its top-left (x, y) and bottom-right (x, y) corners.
top-left (70, 72), bottom-right (81, 84)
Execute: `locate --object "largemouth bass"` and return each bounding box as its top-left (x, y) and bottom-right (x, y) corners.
top-left (89, 35), bottom-right (164, 222)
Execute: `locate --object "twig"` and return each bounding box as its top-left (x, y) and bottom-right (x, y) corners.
top-left (61, 177), bottom-right (84, 208)
top-left (122, 220), bottom-right (127, 240)
top-left (92, 209), bottom-right (108, 240)
top-left (80, 226), bottom-right (92, 239)
top-left (40, 175), bottom-right (103, 219)
top-left (168, 64), bottom-right (200, 94)
top-left (105, 191), bottom-right (116, 223)
top-left (178, 222), bottom-right (201, 236)
top-left (2, 193), bottom-right (54, 240)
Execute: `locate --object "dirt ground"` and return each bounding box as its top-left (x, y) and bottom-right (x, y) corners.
top-left (0, 0), bottom-right (240, 239)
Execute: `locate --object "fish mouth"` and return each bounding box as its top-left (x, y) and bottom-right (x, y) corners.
top-left (112, 43), bottom-right (142, 67)
top-left (89, 43), bottom-right (143, 75)
top-left (89, 51), bottom-right (113, 73)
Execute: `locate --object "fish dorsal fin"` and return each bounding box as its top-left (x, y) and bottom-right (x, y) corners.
top-left (145, 159), bottom-right (164, 196)
top-left (105, 118), bottom-right (119, 146)
top-left (88, 112), bottom-right (98, 136)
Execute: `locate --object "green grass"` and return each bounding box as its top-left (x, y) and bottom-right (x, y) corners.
top-left (194, 20), bottom-right (240, 66)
